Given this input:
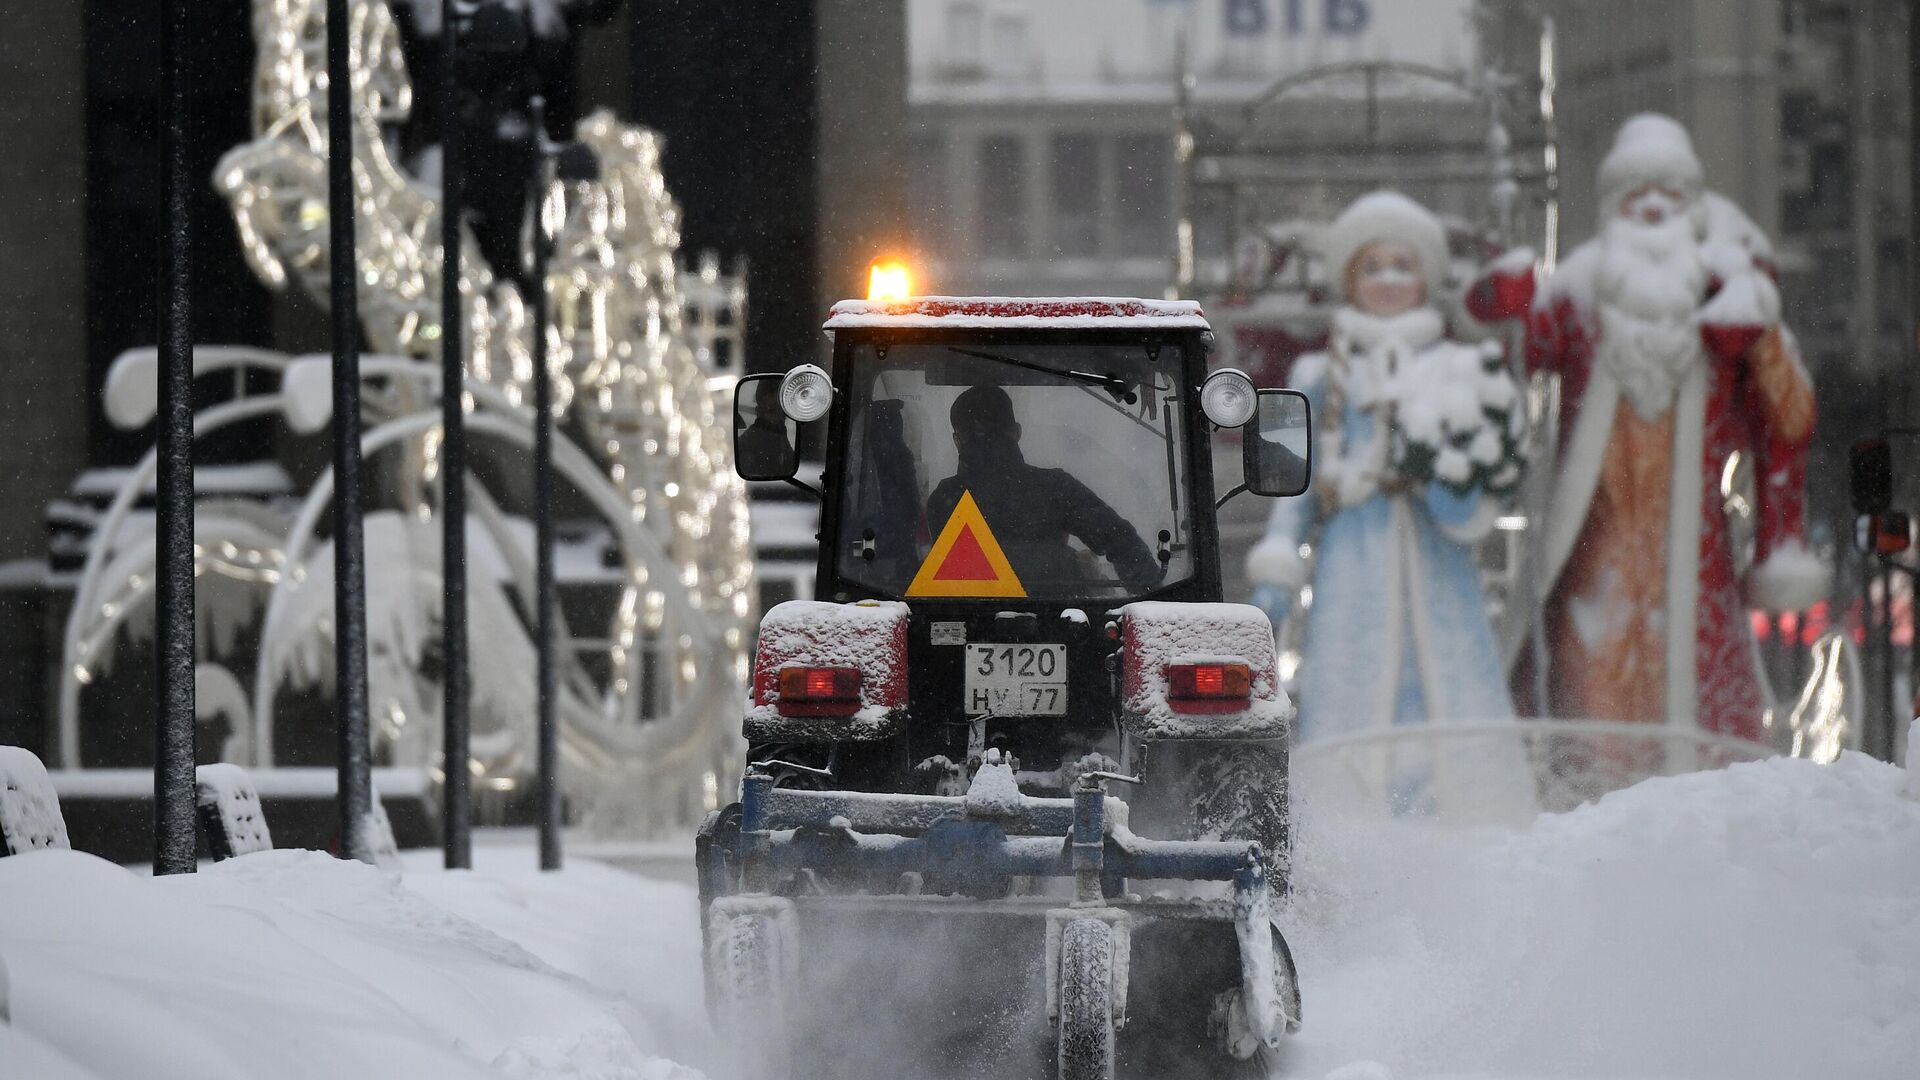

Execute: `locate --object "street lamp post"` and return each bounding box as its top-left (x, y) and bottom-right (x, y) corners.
top-left (154, 0), bottom-right (197, 876)
top-left (441, 0), bottom-right (473, 871)
top-left (529, 95), bottom-right (599, 872)
top-left (530, 94), bottom-right (558, 872)
top-left (328, 0), bottom-right (375, 863)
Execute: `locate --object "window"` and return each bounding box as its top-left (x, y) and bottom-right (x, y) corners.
top-left (908, 132), bottom-right (949, 251)
top-left (835, 341), bottom-right (1194, 600)
top-left (1113, 134), bottom-right (1171, 257)
top-left (1049, 133), bottom-right (1100, 257)
top-left (946, 2), bottom-right (982, 74)
top-left (987, 12), bottom-right (1029, 79)
top-left (977, 135), bottom-right (1027, 257)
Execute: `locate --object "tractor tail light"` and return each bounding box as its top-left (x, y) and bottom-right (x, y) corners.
top-left (776, 666), bottom-right (863, 717)
top-left (1165, 661), bottom-right (1252, 714)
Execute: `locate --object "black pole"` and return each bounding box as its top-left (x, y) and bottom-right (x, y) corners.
top-left (1877, 564), bottom-right (1898, 760)
top-left (531, 96), bottom-right (561, 872)
top-left (326, 0), bottom-right (374, 862)
top-left (441, 0), bottom-right (473, 870)
top-left (153, 0), bottom-right (197, 877)
top-left (1908, 3), bottom-right (1920, 746)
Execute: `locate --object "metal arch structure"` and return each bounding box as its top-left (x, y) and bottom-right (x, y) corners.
top-left (1174, 29), bottom-right (1562, 301)
top-left (1238, 59), bottom-right (1491, 130)
top-left (61, 347), bottom-right (744, 834)
top-left (58, 347), bottom-right (296, 768)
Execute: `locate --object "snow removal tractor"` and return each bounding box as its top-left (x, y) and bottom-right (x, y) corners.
top-left (699, 294), bottom-right (1313, 1079)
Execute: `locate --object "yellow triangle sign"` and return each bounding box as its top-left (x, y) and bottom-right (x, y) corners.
top-left (906, 490), bottom-right (1026, 598)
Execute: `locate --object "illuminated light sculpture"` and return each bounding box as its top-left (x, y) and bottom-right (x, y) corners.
top-left (60, 0), bottom-right (753, 833)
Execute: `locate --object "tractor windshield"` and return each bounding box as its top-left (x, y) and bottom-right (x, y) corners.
top-left (834, 339), bottom-right (1194, 601)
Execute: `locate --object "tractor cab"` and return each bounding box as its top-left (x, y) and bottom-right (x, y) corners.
top-left (706, 296), bottom-right (1310, 1080)
top-left (732, 297), bottom-right (1309, 793)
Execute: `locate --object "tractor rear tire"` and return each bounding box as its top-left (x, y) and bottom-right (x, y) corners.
top-left (712, 912), bottom-right (792, 1080)
top-left (1057, 918), bottom-right (1117, 1080)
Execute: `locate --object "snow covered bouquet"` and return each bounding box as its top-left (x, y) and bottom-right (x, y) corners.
top-left (1386, 339), bottom-right (1527, 499)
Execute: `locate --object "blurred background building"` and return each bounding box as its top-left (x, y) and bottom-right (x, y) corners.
top-left (903, 0), bottom-right (1487, 299)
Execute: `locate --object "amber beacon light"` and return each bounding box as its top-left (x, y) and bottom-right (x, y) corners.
top-left (867, 258), bottom-right (913, 302)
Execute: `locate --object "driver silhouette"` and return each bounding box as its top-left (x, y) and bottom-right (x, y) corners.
top-left (928, 385), bottom-right (1163, 592)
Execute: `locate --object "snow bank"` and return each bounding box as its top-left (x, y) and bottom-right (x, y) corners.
top-left (0, 1025), bottom-right (97, 1080)
top-left (1283, 753), bottom-right (1920, 1079)
top-left (0, 746), bottom-right (70, 854)
top-left (0, 847), bottom-right (709, 1080)
top-left (398, 847), bottom-right (714, 1069)
top-left (8, 754), bottom-right (1916, 1080)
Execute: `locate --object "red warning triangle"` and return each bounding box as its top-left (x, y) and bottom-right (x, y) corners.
top-left (907, 490), bottom-right (1025, 598)
top-left (934, 526), bottom-right (995, 581)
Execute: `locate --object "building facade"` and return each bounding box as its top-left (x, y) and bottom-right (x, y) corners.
top-left (904, 0), bottom-right (1486, 298)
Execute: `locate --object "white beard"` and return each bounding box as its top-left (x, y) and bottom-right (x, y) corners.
top-left (1593, 214), bottom-right (1708, 420)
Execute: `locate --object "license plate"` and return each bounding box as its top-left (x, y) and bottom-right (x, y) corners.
top-left (964, 644), bottom-right (1067, 716)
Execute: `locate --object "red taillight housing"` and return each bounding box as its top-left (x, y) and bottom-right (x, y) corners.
top-left (775, 665), bottom-right (863, 717)
top-left (1164, 661), bottom-right (1252, 714)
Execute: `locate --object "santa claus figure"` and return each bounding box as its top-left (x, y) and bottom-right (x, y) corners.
top-left (1251, 191), bottom-right (1530, 817)
top-left (1468, 114), bottom-right (1823, 741)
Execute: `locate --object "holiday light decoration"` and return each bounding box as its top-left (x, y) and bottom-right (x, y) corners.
top-left (60, 0), bottom-right (752, 833)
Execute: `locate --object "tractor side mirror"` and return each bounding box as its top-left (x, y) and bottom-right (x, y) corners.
top-left (733, 373), bottom-right (799, 482)
top-left (1245, 389), bottom-right (1312, 498)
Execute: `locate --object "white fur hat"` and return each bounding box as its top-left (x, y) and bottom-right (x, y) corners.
top-left (1321, 190), bottom-right (1450, 302)
top-left (1597, 114), bottom-right (1705, 217)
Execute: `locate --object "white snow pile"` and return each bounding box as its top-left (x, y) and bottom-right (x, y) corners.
top-left (0, 745), bottom-right (70, 855)
top-left (5, 754), bottom-right (1918, 1079)
top-left (1282, 752), bottom-right (1920, 1079)
top-left (0, 846), bottom-right (713, 1079)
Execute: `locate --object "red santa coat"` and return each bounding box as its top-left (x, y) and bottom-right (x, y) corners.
top-left (1468, 245), bottom-right (1817, 740)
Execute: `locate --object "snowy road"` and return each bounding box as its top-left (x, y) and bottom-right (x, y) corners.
top-left (3, 753), bottom-right (1917, 1079)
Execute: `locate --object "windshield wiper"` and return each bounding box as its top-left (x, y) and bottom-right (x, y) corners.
top-left (946, 347), bottom-right (1128, 395)
top-left (946, 345), bottom-right (1164, 438)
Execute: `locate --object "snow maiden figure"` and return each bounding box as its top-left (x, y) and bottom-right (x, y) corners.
top-left (1249, 191), bottom-right (1533, 819)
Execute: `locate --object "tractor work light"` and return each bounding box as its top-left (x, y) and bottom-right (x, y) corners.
top-left (775, 665), bottom-right (863, 717)
top-left (867, 258), bottom-right (913, 302)
top-left (1201, 368), bottom-right (1257, 428)
top-left (779, 363), bottom-right (834, 422)
top-left (1165, 660), bottom-right (1253, 714)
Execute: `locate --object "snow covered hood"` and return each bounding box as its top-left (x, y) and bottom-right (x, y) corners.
top-left (824, 296), bottom-right (1211, 331)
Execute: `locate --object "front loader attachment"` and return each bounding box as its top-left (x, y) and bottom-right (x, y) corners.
top-left (696, 759), bottom-right (1300, 1080)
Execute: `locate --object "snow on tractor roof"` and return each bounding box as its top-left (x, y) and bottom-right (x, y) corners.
top-left (824, 296), bottom-right (1211, 331)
